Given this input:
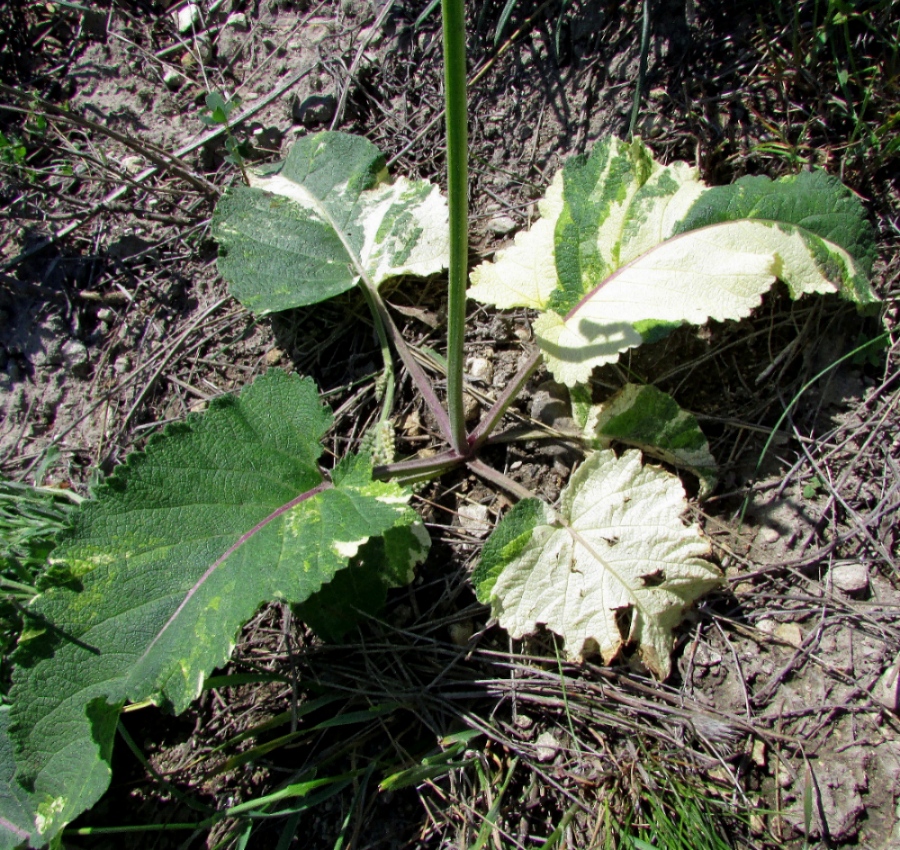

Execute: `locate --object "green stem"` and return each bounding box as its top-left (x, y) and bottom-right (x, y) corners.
top-left (627, 0), bottom-right (651, 141)
top-left (441, 0), bottom-right (470, 454)
top-left (357, 285), bottom-right (396, 424)
top-left (359, 280), bottom-right (453, 442)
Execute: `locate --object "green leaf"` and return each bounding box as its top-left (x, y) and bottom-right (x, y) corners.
top-left (9, 370), bottom-right (420, 845)
top-left (586, 384), bottom-right (718, 498)
top-left (0, 709), bottom-right (35, 850)
top-left (474, 450), bottom-right (722, 679)
top-left (294, 521), bottom-right (430, 641)
top-left (212, 132), bottom-right (449, 314)
top-left (468, 136), bottom-right (878, 386)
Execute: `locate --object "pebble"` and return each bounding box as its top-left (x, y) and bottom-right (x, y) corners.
top-left (448, 621), bottom-right (473, 647)
top-left (755, 618), bottom-right (777, 635)
top-left (217, 28), bottom-right (245, 65)
top-left (457, 503), bottom-right (491, 538)
top-left (463, 391), bottom-right (480, 422)
top-left (225, 12), bottom-right (249, 30)
top-left (873, 656), bottom-right (900, 713)
top-left (755, 526), bottom-right (781, 546)
top-left (121, 155), bottom-right (144, 174)
top-left (775, 623), bottom-right (803, 648)
top-left (163, 69), bottom-right (184, 91)
top-left (292, 94), bottom-right (337, 127)
top-left (487, 215), bottom-right (517, 236)
top-left (175, 3), bottom-right (202, 35)
top-left (195, 34), bottom-right (214, 64)
top-left (61, 340), bottom-right (90, 378)
top-left (830, 563), bottom-right (869, 596)
top-left (467, 355), bottom-right (493, 385)
top-left (535, 731), bottom-right (559, 762)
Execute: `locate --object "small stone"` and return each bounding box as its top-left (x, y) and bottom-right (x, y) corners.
top-left (535, 731), bottom-right (559, 762)
top-left (225, 12), bottom-right (249, 30)
top-left (61, 340), bottom-right (90, 378)
top-left (774, 622), bottom-right (803, 648)
top-left (113, 355), bottom-right (131, 375)
top-left (175, 3), bottom-right (202, 35)
top-left (755, 526), bottom-right (781, 546)
top-left (873, 656), bottom-right (900, 713)
top-left (357, 24), bottom-right (384, 49)
top-left (264, 347), bottom-right (284, 365)
top-left (448, 621), bottom-right (473, 647)
top-left (467, 356), bottom-right (493, 385)
top-left (217, 28), bottom-right (245, 65)
top-left (121, 155), bottom-right (144, 174)
top-left (292, 94), bottom-right (337, 127)
top-left (756, 618), bottom-right (777, 636)
top-left (514, 714), bottom-right (533, 730)
top-left (530, 380), bottom-right (576, 433)
top-left (458, 503), bottom-right (491, 538)
top-left (487, 215), bottom-right (517, 236)
top-left (692, 643), bottom-right (723, 667)
top-left (751, 739), bottom-right (766, 768)
top-left (341, 0), bottom-right (375, 22)
top-left (163, 69), bottom-right (184, 91)
top-left (830, 563), bottom-right (869, 596)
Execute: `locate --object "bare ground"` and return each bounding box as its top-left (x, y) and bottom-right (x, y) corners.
top-left (1, 0), bottom-right (899, 847)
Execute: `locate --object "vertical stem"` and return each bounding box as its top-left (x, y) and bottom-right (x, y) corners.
top-left (441, 0), bottom-right (470, 454)
top-left (627, 0), bottom-right (651, 141)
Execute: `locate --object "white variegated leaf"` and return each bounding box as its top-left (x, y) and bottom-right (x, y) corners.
top-left (468, 137), bottom-right (878, 387)
top-left (475, 450), bottom-right (722, 678)
top-left (213, 132), bottom-right (449, 314)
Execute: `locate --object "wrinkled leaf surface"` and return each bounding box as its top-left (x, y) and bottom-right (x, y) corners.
top-left (588, 384), bottom-right (717, 498)
top-left (9, 370), bottom-right (419, 845)
top-left (213, 132), bottom-right (449, 314)
top-left (475, 450), bottom-right (722, 678)
top-left (469, 136), bottom-right (877, 385)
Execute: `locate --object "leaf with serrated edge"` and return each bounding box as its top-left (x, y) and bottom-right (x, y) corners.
top-left (588, 384), bottom-right (718, 498)
top-left (295, 521), bottom-right (430, 641)
top-left (213, 132), bottom-right (449, 314)
top-left (475, 450), bottom-right (722, 678)
top-left (9, 370), bottom-right (419, 845)
top-left (468, 137), bottom-right (877, 386)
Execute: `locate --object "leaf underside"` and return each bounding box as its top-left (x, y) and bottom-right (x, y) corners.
top-left (468, 136), bottom-right (878, 386)
top-left (475, 449), bottom-right (722, 679)
top-left (7, 370), bottom-right (422, 846)
top-left (212, 131), bottom-right (449, 314)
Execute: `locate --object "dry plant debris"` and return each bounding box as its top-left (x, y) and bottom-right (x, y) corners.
top-left (1, 1), bottom-right (898, 848)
